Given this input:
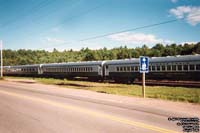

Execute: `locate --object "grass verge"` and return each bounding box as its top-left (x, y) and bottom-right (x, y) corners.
top-left (5, 76), bottom-right (200, 103)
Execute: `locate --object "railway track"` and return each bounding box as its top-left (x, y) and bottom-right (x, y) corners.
top-left (133, 80), bottom-right (200, 88)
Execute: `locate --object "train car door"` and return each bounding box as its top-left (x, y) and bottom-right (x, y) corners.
top-left (105, 65), bottom-right (109, 76)
top-left (98, 65), bottom-right (102, 76)
top-left (38, 65), bottom-right (43, 74)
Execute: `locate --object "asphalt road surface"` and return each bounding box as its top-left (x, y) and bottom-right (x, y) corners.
top-left (0, 79), bottom-right (199, 133)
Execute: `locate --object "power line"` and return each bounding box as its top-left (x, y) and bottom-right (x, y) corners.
top-left (31, 1), bottom-right (107, 39)
top-left (0, 0), bottom-right (54, 29)
top-left (79, 13), bottom-right (200, 42)
top-left (6, 1), bottom-right (106, 45)
top-left (41, 13), bottom-right (200, 50)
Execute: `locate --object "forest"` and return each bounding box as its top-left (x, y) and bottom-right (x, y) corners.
top-left (3, 42), bottom-right (200, 66)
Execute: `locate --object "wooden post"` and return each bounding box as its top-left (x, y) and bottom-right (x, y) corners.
top-left (142, 72), bottom-right (145, 98)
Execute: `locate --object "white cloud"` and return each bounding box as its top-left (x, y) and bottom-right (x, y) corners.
top-left (180, 41), bottom-right (197, 45)
top-left (45, 37), bottom-right (65, 44)
top-left (169, 6), bottom-right (200, 25)
top-left (108, 32), bottom-right (173, 45)
top-left (171, 0), bottom-right (178, 3)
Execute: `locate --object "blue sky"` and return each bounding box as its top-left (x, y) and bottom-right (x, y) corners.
top-left (0, 0), bottom-right (200, 51)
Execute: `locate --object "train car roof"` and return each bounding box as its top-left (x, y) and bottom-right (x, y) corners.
top-left (42, 61), bottom-right (103, 67)
top-left (7, 64), bottom-right (40, 68)
top-left (103, 55), bottom-right (200, 65)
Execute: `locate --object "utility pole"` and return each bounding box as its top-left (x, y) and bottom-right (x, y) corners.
top-left (0, 40), bottom-right (3, 78)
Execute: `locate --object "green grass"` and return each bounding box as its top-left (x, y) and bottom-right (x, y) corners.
top-left (5, 76), bottom-right (200, 103)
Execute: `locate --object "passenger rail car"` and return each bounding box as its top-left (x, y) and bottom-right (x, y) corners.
top-left (2, 55), bottom-right (200, 82)
top-left (3, 64), bottom-right (40, 76)
top-left (41, 61), bottom-right (103, 80)
top-left (103, 55), bottom-right (200, 82)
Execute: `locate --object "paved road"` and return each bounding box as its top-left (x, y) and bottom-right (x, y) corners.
top-left (0, 80), bottom-right (199, 133)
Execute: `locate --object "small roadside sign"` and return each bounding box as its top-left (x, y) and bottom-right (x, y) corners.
top-left (139, 56), bottom-right (149, 73)
top-left (139, 56), bottom-right (149, 98)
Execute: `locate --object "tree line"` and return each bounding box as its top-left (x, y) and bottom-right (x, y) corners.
top-left (3, 42), bottom-right (200, 66)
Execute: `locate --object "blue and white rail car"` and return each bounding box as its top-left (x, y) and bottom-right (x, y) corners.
top-left (103, 59), bottom-right (140, 82)
top-left (3, 64), bottom-right (40, 76)
top-left (103, 55), bottom-right (200, 82)
top-left (148, 55), bottom-right (200, 80)
top-left (41, 61), bottom-right (103, 79)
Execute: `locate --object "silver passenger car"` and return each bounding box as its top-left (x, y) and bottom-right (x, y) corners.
top-left (103, 55), bottom-right (200, 82)
top-left (41, 61), bottom-right (103, 79)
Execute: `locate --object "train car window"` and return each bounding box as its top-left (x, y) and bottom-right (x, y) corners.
top-left (157, 66), bottom-right (160, 71)
top-left (135, 66), bottom-right (138, 71)
top-left (196, 64), bottom-right (200, 70)
top-left (91, 67), bottom-right (93, 72)
top-left (172, 65), bottom-right (176, 71)
top-left (178, 65), bottom-right (182, 71)
top-left (167, 65), bottom-right (171, 71)
top-left (183, 65), bottom-right (188, 71)
top-left (117, 67), bottom-right (119, 71)
top-left (152, 66), bottom-right (155, 71)
top-left (124, 67), bottom-right (126, 71)
top-left (161, 66), bottom-right (165, 71)
top-left (127, 66), bottom-right (130, 71)
top-left (106, 65), bottom-right (108, 69)
top-left (120, 67), bottom-right (123, 72)
top-left (149, 66), bottom-right (151, 71)
top-left (189, 65), bottom-right (195, 70)
top-left (131, 66), bottom-right (134, 71)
